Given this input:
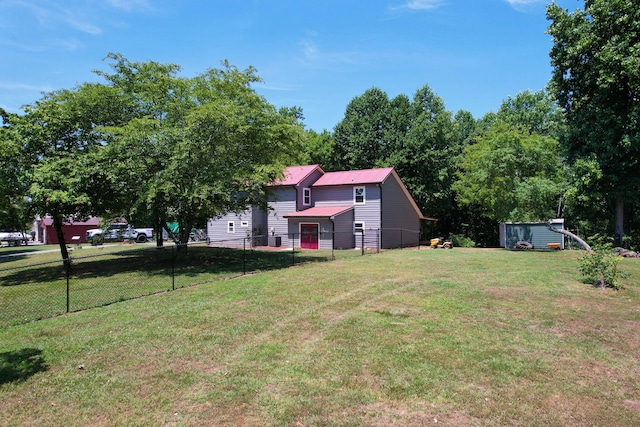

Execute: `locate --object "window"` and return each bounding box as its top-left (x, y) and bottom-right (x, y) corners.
top-left (227, 221), bottom-right (235, 233)
top-left (354, 221), bottom-right (365, 235)
top-left (303, 187), bottom-right (311, 206)
top-left (240, 221), bottom-right (249, 228)
top-left (354, 186), bottom-right (365, 204)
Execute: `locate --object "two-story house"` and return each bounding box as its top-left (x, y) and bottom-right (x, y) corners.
top-left (206, 165), bottom-right (425, 250)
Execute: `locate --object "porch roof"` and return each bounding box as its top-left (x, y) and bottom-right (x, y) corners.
top-left (283, 206), bottom-right (353, 219)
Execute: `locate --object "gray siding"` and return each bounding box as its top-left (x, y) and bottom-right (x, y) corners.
top-left (500, 222), bottom-right (565, 249)
top-left (380, 176), bottom-right (421, 248)
top-left (207, 209), bottom-right (255, 247)
top-left (296, 169), bottom-right (325, 211)
top-left (313, 184), bottom-right (382, 250)
top-left (313, 184), bottom-right (382, 228)
top-left (251, 207), bottom-right (268, 246)
top-left (333, 210), bottom-right (355, 250)
top-left (268, 187), bottom-right (296, 247)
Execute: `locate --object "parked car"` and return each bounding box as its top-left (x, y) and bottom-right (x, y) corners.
top-left (0, 231), bottom-right (29, 247)
top-left (85, 223), bottom-right (154, 245)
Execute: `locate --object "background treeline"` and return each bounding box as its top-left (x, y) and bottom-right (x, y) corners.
top-left (300, 87), bottom-right (569, 247)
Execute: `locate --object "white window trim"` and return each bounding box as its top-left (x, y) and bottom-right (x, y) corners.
top-left (354, 221), bottom-right (365, 235)
top-left (240, 221), bottom-right (249, 227)
top-left (227, 221), bottom-right (235, 233)
top-left (303, 187), bottom-right (311, 206)
top-left (354, 186), bottom-right (366, 205)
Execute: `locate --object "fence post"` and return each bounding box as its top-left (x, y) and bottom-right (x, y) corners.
top-left (361, 231), bottom-right (364, 256)
top-left (400, 229), bottom-right (403, 249)
top-left (171, 246), bottom-right (176, 291)
top-left (65, 258), bottom-right (71, 313)
top-left (332, 230), bottom-right (335, 260)
top-left (243, 237), bottom-right (246, 275)
top-left (292, 233), bottom-right (295, 266)
top-left (377, 229), bottom-right (380, 254)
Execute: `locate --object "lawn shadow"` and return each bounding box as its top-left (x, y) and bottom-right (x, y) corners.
top-left (0, 245), bottom-right (333, 287)
top-left (0, 348), bottom-right (48, 385)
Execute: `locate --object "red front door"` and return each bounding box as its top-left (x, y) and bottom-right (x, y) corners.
top-left (300, 224), bottom-right (319, 249)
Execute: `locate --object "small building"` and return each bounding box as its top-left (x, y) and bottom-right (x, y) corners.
top-left (41, 216), bottom-right (102, 245)
top-left (499, 219), bottom-right (565, 249)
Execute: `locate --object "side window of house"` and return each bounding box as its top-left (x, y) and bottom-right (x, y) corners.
top-left (354, 221), bottom-right (365, 235)
top-left (303, 187), bottom-right (311, 206)
top-left (354, 186), bottom-right (365, 204)
top-left (227, 221), bottom-right (235, 233)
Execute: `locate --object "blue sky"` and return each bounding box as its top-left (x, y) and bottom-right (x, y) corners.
top-left (1, 0), bottom-right (579, 132)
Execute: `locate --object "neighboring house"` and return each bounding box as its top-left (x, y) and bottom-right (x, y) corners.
top-left (207, 165), bottom-right (426, 250)
top-left (40, 216), bottom-right (102, 245)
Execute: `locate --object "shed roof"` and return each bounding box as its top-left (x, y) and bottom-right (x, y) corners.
top-left (283, 206), bottom-right (353, 219)
top-left (311, 168), bottom-right (394, 187)
top-left (42, 216), bottom-right (102, 227)
top-left (272, 164), bottom-right (324, 186)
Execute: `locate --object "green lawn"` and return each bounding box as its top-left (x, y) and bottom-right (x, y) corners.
top-left (0, 243), bottom-right (367, 327)
top-left (1, 248), bottom-right (639, 426)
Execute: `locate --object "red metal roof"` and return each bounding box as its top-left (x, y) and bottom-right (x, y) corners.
top-left (42, 216), bottom-right (102, 226)
top-left (272, 165), bottom-right (324, 186)
top-left (283, 206), bottom-right (354, 218)
top-left (311, 168), bottom-right (394, 187)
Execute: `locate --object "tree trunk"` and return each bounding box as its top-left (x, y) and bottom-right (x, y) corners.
top-left (53, 215), bottom-right (71, 268)
top-left (614, 196), bottom-right (624, 247)
top-left (546, 220), bottom-right (592, 252)
top-left (155, 215), bottom-right (164, 248)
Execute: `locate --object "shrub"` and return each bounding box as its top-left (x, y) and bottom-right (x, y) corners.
top-left (577, 243), bottom-right (627, 290)
top-left (451, 234), bottom-right (476, 248)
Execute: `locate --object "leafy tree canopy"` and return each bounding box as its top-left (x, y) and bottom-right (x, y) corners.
top-left (98, 54), bottom-right (305, 246)
top-left (454, 125), bottom-right (564, 223)
top-left (547, 0), bottom-right (640, 242)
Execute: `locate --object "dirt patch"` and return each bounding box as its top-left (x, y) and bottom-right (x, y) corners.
top-left (326, 401), bottom-right (484, 426)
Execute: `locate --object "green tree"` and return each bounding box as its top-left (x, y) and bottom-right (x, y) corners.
top-left (0, 109), bottom-right (32, 234)
top-left (547, 0), bottom-right (640, 245)
top-left (14, 83), bottom-right (129, 261)
top-left (333, 87), bottom-right (395, 170)
top-left (388, 85), bottom-right (457, 224)
top-left (301, 129), bottom-right (336, 170)
top-left (494, 89), bottom-right (565, 137)
top-left (99, 54), bottom-right (304, 248)
top-left (454, 125), bottom-right (564, 223)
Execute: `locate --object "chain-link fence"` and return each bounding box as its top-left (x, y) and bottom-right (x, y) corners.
top-left (207, 228), bottom-right (421, 253)
top-left (1, 228), bottom-right (422, 328)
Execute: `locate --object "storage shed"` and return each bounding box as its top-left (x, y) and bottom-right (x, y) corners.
top-left (41, 216), bottom-right (102, 245)
top-left (500, 219), bottom-right (565, 249)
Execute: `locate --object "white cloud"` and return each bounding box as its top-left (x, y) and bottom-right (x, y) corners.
top-left (0, 81), bottom-right (50, 92)
top-left (105, 0), bottom-right (151, 13)
top-left (504, 0), bottom-right (546, 11)
top-left (505, 0), bottom-right (544, 4)
top-left (65, 16), bottom-right (102, 35)
top-left (398, 0), bottom-right (446, 11)
top-left (300, 39), bottom-right (318, 61)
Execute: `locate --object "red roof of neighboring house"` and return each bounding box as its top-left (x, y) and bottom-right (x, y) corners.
top-left (311, 168), bottom-right (394, 186)
top-left (283, 206), bottom-right (354, 219)
top-left (272, 165), bottom-right (324, 186)
top-left (42, 216), bottom-right (102, 227)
